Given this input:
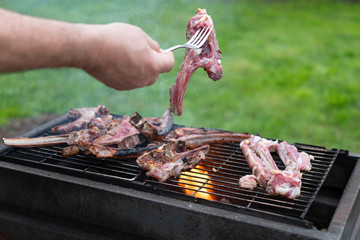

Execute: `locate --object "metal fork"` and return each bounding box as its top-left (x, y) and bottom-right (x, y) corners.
top-left (164, 26), bottom-right (213, 53)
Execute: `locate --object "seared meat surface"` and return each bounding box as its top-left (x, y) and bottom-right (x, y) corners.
top-left (51, 105), bottom-right (109, 134)
top-left (169, 8), bottom-right (222, 116)
top-left (136, 142), bottom-right (210, 182)
top-left (3, 107), bottom-right (174, 159)
top-left (166, 127), bottom-right (250, 146)
top-left (3, 106), bottom-right (252, 184)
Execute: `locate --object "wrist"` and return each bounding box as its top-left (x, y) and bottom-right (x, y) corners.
top-left (69, 23), bottom-right (101, 71)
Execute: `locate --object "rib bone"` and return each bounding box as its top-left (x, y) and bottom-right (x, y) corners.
top-left (3, 135), bottom-right (68, 147)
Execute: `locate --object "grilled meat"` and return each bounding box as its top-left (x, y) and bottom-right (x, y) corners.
top-left (3, 108), bottom-right (174, 159)
top-left (3, 106), bottom-right (251, 184)
top-left (92, 117), bottom-right (143, 148)
top-left (165, 127), bottom-right (250, 146)
top-left (62, 123), bottom-right (109, 156)
top-left (114, 145), bottom-right (159, 159)
top-left (143, 108), bottom-right (174, 136)
top-left (129, 112), bottom-right (160, 140)
top-left (136, 142), bottom-right (210, 182)
top-left (51, 105), bottom-right (110, 134)
top-left (169, 8), bottom-right (222, 116)
top-left (239, 136), bottom-right (313, 199)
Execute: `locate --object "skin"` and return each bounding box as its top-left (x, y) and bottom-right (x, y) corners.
top-left (0, 8), bottom-right (174, 91)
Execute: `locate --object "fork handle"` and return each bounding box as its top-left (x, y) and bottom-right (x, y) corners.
top-left (163, 45), bottom-right (184, 53)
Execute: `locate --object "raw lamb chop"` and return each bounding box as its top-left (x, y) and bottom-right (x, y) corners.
top-left (277, 141), bottom-right (313, 172)
top-left (169, 8), bottom-right (222, 116)
top-left (239, 175), bottom-right (257, 190)
top-left (239, 136), bottom-right (313, 199)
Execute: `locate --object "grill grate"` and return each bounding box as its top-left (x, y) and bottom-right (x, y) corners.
top-left (3, 145), bottom-right (142, 182)
top-left (0, 124), bottom-right (339, 229)
top-left (145, 142), bottom-right (339, 227)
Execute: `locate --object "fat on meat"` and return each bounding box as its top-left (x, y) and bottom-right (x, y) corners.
top-left (277, 141), bottom-right (313, 172)
top-left (239, 175), bottom-right (257, 190)
top-left (239, 136), bottom-right (313, 199)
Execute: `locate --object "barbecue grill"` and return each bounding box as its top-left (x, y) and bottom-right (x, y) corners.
top-left (0, 114), bottom-right (359, 240)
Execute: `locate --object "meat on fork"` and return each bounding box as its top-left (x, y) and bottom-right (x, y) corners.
top-left (169, 8), bottom-right (222, 116)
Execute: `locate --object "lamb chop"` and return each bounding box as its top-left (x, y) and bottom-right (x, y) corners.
top-left (277, 141), bottom-right (313, 172)
top-left (3, 106), bottom-right (112, 147)
top-left (143, 107), bottom-right (173, 136)
top-left (134, 127), bottom-right (249, 182)
top-left (169, 8), bottom-right (222, 116)
top-left (165, 127), bottom-right (250, 146)
top-left (75, 110), bottom-right (172, 158)
top-left (98, 121), bottom-right (250, 159)
top-left (3, 108), bottom-right (174, 159)
top-left (239, 136), bottom-right (313, 199)
top-left (92, 109), bottom-right (175, 158)
top-left (3, 112), bottom-right (114, 148)
top-left (136, 141), bottom-right (210, 182)
top-left (51, 105), bottom-right (109, 134)
top-left (62, 116), bottom-right (143, 158)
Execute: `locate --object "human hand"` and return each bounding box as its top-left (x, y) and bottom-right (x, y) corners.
top-left (75, 23), bottom-right (174, 91)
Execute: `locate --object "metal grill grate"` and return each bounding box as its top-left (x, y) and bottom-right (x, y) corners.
top-left (145, 142), bottom-right (339, 226)
top-left (0, 122), bottom-right (339, 229)
top-left (2, 144), bottom-right (142, 182)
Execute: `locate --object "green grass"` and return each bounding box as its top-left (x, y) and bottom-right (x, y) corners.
top-left (1, 0), bottom-right (360, 152)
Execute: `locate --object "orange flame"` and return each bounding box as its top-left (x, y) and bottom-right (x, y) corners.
top-left (178, 166), bottom-right (217, 201)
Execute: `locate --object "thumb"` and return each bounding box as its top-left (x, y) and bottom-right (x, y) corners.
top-left (154, 51), bottom-right (175, 73)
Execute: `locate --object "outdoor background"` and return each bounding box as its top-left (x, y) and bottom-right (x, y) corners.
top-left (1, 0), bottom-right (360, 152)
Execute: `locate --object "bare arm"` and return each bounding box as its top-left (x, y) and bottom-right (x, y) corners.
top-left (0, 8), bottom-right (174, 90)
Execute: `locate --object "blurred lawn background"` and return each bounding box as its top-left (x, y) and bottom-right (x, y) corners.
top-left (1, 0), bottom-right (360, 152)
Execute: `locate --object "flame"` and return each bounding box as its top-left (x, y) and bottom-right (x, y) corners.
top-left (178, 166), bottom-right (216, 201)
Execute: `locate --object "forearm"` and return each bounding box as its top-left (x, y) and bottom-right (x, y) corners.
top-left (0, 8), bottom-right (88, 72)
top-left (0, 8), bottom-right (174, 91)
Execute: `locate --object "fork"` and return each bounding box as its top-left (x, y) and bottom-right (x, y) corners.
top-left (164, 26), bottom-right (213, 53)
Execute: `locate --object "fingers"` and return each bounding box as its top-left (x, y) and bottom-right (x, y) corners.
top-left (145, 35), bottom-right (160, 52)
top-left (142, 31), bottom-right (173, 73)
top-left (153, 51), bottom-right (175, 73)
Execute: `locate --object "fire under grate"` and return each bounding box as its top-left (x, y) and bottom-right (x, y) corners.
top-left (0, 120), bottom-right (339, 229)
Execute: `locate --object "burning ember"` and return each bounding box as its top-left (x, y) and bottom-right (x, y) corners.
top-left (177, 166), bottom-right (217, 201)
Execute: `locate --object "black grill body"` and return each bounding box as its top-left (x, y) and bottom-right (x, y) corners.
top-left (0, 115), bottom-right (360, 240)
